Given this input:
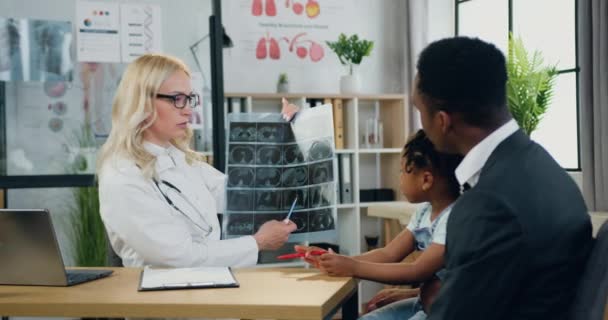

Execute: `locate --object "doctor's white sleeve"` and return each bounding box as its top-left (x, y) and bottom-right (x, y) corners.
top-left (99, 168), bottom-right (257, 268)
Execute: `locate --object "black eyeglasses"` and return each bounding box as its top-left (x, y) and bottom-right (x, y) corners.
top-left (155, 93), bottom-right (201, 109)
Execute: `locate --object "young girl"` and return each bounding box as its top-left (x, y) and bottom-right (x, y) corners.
top-left (296, 129), bottom-right (463, 320)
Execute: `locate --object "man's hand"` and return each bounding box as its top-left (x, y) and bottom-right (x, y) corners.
top-left (365, 288), bottom-right (420, 313)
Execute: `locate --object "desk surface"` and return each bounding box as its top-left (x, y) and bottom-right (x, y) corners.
top-left (0, 267), bottom-right (357, 319)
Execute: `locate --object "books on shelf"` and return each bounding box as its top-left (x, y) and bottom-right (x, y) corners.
top-left (338, 154), bottom-right (353, 204)
top-left (332, 98), bottom-right (344, 149)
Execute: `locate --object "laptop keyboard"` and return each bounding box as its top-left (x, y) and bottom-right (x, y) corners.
top-left (66, 270), bottom-right (110, 285)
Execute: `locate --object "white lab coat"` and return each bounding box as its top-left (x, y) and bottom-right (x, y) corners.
top-left (98, 142), bottom-right (259, 268)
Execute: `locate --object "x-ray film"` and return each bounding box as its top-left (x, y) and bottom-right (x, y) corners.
top-left (224, 104), bottom-right (338, 243)
top-left (0, 18), bottom-right (73, 82)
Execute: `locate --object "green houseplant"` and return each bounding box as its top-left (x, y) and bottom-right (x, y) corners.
top-left (277, 73), bottom-right (289, 93)
top-left (507, 34), bottom-right (558, 135)
top-left (326, 33), bottom-right (374, 93)
top-left (67, 124), bottom-right (107, 267)
top-left (70, 184), bottom-right (107, 267)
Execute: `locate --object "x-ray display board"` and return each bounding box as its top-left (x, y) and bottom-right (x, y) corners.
top-left (224, 104), bottom-right (338, 243)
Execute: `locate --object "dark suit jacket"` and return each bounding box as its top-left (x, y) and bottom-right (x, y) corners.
top-left (428, 130), bottom-right (593, 320)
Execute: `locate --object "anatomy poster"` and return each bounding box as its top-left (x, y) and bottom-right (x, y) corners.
top-left (223, 105), bottom-right (338, 243)
top-left (225, 0), bottom-right (353, 67)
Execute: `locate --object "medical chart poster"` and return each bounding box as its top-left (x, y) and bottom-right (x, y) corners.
top-left (223, 105), bottom-right (338, 243)
top-left (76, 1), bottom-right (121, 63)
top-left (120, 4), bottom-right (162, 63)
top-left (224, 0), bottom-right (353, 68)
top-left (76, 1), bottom-right (162, 63)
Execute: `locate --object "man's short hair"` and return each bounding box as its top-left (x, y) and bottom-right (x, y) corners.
top-left (416, 37), bottom-right (508, 128)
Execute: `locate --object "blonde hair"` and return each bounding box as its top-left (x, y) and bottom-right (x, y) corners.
top-left (97, 53), bottom-right (205, 178)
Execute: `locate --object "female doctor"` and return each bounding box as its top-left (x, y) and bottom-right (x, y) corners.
top-left (97, 53), bottom-right (298, 268)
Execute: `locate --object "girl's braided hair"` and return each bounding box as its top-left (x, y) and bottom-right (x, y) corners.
top-left (402, 130), bottom-right (464, 197)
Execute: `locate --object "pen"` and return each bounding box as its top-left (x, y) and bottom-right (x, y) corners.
top-left (283, 196), bottom-right (298, 224)
top-left (277, 250), bottom-right (327, 260)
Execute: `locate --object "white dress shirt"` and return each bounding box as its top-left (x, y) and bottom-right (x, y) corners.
top-left (455, 119), bottom-right (520, 190)
top-left (98, 142), bottom-right (259, 268)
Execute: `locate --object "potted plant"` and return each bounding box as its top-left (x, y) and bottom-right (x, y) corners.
top-left (277, 73), bottom-right (289, 93)
top-left (507, 33), bottom-right (558, 135)
top-left (326, 33), bottom-right (374, 93)
top-left (67, 124), bottom-right (97, 173)
top-left (70, 184), bottom-right (107, 267)
top-left (65, 123), bottom-right (107, 267)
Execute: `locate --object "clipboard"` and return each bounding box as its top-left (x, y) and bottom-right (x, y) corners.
top-left (138, 266), bottom-right (240, 291)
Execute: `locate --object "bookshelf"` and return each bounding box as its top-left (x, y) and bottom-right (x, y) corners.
top-left (224, 92), bottom-right (410, 308)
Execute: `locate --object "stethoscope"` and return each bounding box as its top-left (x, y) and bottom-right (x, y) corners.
top-left (152, 178), bottom-right (213, 236)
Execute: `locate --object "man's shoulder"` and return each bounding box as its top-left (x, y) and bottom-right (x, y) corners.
top-left (451, 189), bottom-right (515, 221)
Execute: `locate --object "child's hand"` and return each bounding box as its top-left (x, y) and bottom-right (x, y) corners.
top-left (294, 245), bottom-right (324, 269)
top-left (318, 249), bottom-right (358, 277)
top-left (365, 288), bottom-right (420, 313)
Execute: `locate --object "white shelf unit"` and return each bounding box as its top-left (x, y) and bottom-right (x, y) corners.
top-left (225, 92), bottom-right (410, 310)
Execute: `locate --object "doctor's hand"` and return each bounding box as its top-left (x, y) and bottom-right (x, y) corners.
top-left (254, 220), bottom-right (297, 250)
top-left (281, 98), bottom-right (299, 122)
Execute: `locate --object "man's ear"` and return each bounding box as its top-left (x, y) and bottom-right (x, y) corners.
top-left (421, 171), bottom-right (434, 191)
top-left (437, 110), bottom-right (452, 135)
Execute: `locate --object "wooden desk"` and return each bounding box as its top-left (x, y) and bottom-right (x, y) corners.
top-left (0, 267), bottom-right (358, 320)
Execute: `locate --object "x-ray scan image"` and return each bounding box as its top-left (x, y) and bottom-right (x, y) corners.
top-left (309, 209), bottom-right (334, 232)
top-left (227, 190), bottom-right (254, 211)
top-left (226, 214), bottom-right (254, 235)
top-left (229, 145), bottom-right (255, 165)
top-left (284, 144), bottom-right (304, 164)
top-left (255, 190), bottom-right (282, 211)
top-left (282, 189), bottom-right (308, 210)
top-left (256, 123), bottom-right (284, 143)
top-left (289, 212), bottom-right (309, 234)
top-left (307, 139), bottom-right (333, 161)
top-left (282, 165), bottom-right (308, 187)
top-left (309, 161), bottom-right (333, 185)
top-left (256, 145), bottom-right (283, 165)
top-left (0, 18), bottom-right (73, 82)
top-left (228, 167), bottom-right (255, 187)
top-left (284, 125), bottom-right (295, 142)
top-left (225, 106), bottom-right (337, 243)
top-left (229, 123), bottom-right (257, 142)
top-left (253, 213), bottom-right (284, 233)
top-left (310, 185), bottom-right (334, 208)
top-left (255, 167), bottom-right (282, 187)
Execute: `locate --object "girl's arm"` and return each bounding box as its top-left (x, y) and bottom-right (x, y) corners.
top-left (295, 226), bottom-right (417, 268)
top-left (319, 243), bottom-right (445, 284)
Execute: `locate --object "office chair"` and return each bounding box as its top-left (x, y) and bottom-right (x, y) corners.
top-left (105, 230), bottom-right (123, 267)
top-left (569, 220), bottom-right (608, 320)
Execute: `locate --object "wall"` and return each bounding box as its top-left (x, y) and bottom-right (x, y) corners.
top-left (223, 0), bottom-right (407, 94)
top-left (1, 0), bottom-right (213, 267)
top-left (0, 0), bottom-right (457, 266)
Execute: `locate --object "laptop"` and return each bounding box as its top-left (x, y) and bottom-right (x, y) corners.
top-left (0, 209), bottom-right (113, 286)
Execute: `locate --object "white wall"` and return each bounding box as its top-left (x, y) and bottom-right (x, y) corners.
top-left (1, 0), bottom-right (213, 267)
top-left (223, 0), bottom-right (407, 94)
top-left (428, 0), bottom-right (455, 41)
